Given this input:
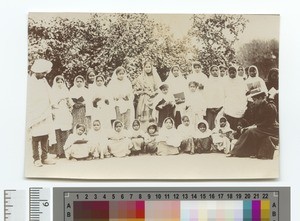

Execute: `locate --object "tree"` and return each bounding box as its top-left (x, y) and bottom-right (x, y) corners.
top-left (237, 39), bottom-right (279, 79)
top-left (189, 14), bottom-right (248, 75)
top-left (28, 13), bottom-right (191, 86)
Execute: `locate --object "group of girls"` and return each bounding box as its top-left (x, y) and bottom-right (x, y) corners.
top-left (61, 115), bottom-right (238, 160)
top-left (49, 60), bottom-right (279, 159)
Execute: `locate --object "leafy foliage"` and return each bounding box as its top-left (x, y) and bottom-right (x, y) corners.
top-left (28, 13), bottom-right (191, 86)
top-left (237, 39), bottom-right (279, 79)
top-left (190, 14), bottom-right (248, 75)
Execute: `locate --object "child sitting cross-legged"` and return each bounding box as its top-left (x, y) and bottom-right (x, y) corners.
top-left (177, 115), bottom-right (195, 154)
top-left (87, 119), bottom-right (109, 159)
top-left (129, 120), bottom-right (146, 156)
top-left (211, 116), bottom-right (232, 153)
top-left (64, 124), bottom-right (95, 160)
top-left (193, 120), bottom-right (213, 153)
top-left (144, 122), bottom-right (159, 155)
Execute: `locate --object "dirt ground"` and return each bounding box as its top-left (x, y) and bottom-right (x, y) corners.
top-left (25, 149), bottom-right (279, 180)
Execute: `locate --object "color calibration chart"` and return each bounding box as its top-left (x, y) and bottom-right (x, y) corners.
top-left (53, 187), bottom-right (290, 221)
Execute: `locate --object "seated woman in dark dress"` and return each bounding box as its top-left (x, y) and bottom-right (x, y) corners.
top-left (228, 91), bottom-right (279, 159)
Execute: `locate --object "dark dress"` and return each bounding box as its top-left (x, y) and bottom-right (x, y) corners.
top-left (230, 100), bottom-right (279, 159)
top-left (155, 99), bottom-right (175, 127)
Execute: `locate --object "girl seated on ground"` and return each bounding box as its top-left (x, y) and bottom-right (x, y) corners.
top-left (144, 123), bottom-right (159, 154)
top-left (177, 115), bottom-right (195, 154)
top-left (194, 120), bottom-right (213, 153)
top-left (156, 117), bottom-right (181, 156)
top-left (129, 120), bottom-right (146, 156)
top-left (87, 119), bottom-right (108, 159)
top-left (64, 124), bottom-right (95, 160)
top-left (107, 120), bottom-right (132, 157)
top-left (211, 116), bottom-right (232, 153)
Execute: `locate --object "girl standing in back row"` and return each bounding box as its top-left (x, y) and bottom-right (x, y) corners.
top-left (108, 67), bottom-right (134, 130)
top-left (134, 60), bottom-right (162, 130)
top-left (51, 75), bottom-right (73, 158)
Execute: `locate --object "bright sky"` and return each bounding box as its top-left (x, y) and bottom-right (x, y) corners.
top-left (149, 14), bottom-right (279, 49)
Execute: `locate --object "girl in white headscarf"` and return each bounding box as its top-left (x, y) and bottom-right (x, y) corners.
top-left (245, 65), bottom-right (268, 95)
top-left (86, 68), bottom-right (96, 88)
top-left (70, 75), bottom-right (89, 129)
top-left (64, 123), bottom-right (95, 160)
top-left (223, 66), bottom-right (248, 130)
top-left (186, 61), bottom-right (208, 90)
top-left (211, 116), bottom-right (232, 153)
top-left (89, 74), bottom-right (113, 132)
top-left (85, 69), bottom-right (96, 129)
top-left (107, 120), bottom-right (132, 157)
top-left (156, 117), bottom-right (181, 156)
top-left (87, 119), bottom-right (108, 159)
top-left (184, 81), bottom-right (207, 129)
top-left (51, 75), bottom-right (73, 158)
top-left (133, 60), bottom-right (162, 129)
top-left (165, 65), bottom-right (188, 127)
top-left (129, 119), bottom-right (146, 155)
top-left (107, 66), bottom-right (134, 130)
top-left (205, 65), bottom-right (224, 130)
top-left (237, 65), bottom-right (247, 80)
top-left (194, 120), bottom-right (213, 153)
top-left (177, 115), bottom-right (195, 154)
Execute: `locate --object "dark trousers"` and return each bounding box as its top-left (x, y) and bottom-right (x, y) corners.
top-left (32, 135), bottom-right (48, 162)
top-left (54, 129), bottom-right (70, 156)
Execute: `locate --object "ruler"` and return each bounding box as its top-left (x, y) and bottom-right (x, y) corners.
top-left (53, 187), bottom-right (290, 221)
top-left (4, 189), bottom-right (26, 221)
top-left (29, 187), bottom-right (51, 221)
top-left (3, 187), bottom-right (290, 221)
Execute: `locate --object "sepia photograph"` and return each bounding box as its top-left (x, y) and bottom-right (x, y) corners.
top-left (25, 13), bottom-right (279, 179)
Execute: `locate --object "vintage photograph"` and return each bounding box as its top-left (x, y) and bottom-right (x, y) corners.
top-left (25, 13), bottom-right (279, 179)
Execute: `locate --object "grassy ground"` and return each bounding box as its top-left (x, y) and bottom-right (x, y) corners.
top-left (25, 150), bottom-right (279, 180)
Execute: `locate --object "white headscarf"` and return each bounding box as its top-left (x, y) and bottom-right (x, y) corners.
top-left (187, 61), bottom-right (208, 88)
top-left (177, 115), bottom-right (195, 139)
top-left (194, 119), bottom-right (212, 138)
top-left (109, 120), bottom-right (129, 139)
top-left (136, 60), bottom-right (162, 92)
top-left (245, 65), bottom-right (268, 94)
top-left (206, 65), bottom-right (224, 108)
top-left (213, 115), bottom-right (233, 134)
top-left (90, 75), bottom-right (108, 104)
top-left (107, 67), bottom-right (133, 114)
top-left (64, 123), bottom-right (87, 150)
top-left (223, 67), bottom-right (247, 118)
top-left (70, 75), bottom-right (88, 101)
top-left (51, 75), bottom-right (70, 105)
top-left (237, 66), bottom-right (247, 80)
top-left (165, 65), bottom-right (187, 94)
top-left (157, 117), bottom-right (181, 146)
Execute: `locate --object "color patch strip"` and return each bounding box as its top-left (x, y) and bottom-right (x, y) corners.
top-left (181, 201), bottom-right (244, 220)
top-left (73, 200), bottom-right (270, 221)
top-left (243, 200), bottom-right (252, 221)
top-left (74, 201), bottom-right (109, 220)
top-left (252, 200), bottom-right (261, 221)
top-left (145, 201), bottom-right (180, 220)
top-left (110, 201), bottom-right (145, 220)
top-left (261, 200), bottom-right (270, 221)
